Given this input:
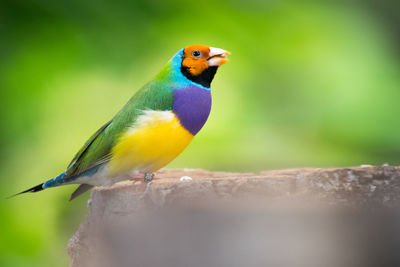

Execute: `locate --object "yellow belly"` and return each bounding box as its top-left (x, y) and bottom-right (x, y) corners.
top-left (108, 111), bottom-right (194, 175)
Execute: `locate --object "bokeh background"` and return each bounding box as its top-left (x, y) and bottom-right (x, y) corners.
top-left (1, 0), bottom-right (400, 266)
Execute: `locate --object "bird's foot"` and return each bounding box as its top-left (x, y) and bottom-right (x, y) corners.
top-left (144, 173), bottom-right (154, 183)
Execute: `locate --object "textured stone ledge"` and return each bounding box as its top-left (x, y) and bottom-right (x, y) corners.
top-left (68, 166), bottom-right (400, 267)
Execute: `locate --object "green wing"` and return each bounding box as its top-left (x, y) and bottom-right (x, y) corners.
top-left (64, 81), bottom-right (174, 178)
top-left (65, 120), bottom-right (113, 176)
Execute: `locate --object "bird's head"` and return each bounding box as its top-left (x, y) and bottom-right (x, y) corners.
top-left (168, 45), bottom-right (230, 88)
top-left (181, 45), bottom-right (230, 75)
top-left (181, 45), bottom-right (230, 88)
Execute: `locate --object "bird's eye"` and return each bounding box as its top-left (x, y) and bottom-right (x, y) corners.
top-left (192, 50), bottom-right (201, 57)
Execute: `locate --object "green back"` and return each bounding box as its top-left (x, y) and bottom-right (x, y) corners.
top-left (65, 77), bottom-right (174, 178)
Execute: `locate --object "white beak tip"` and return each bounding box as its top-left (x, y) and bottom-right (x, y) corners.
top-left (209, 47), bottom-right (230, 57)
top-left (207, 47), bottom-right (230, 66)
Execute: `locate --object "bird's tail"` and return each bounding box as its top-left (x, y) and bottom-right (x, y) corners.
top-left (7, 172), bottom-right (66, 199)
top-left (7, 183), bottom-right (44, 199)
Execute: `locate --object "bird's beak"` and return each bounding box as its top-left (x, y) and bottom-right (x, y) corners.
top-left (207, 47), bottom-right (230, 66)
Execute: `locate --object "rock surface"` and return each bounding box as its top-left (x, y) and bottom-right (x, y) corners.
top-left (68, 166), bottom-right (400, 267)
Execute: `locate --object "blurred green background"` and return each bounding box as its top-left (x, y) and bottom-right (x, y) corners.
top-left (1, 0), bottom-right (400, 265)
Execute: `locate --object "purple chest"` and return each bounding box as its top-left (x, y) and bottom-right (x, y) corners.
top-left (172, 85), bottom-right (212, 135)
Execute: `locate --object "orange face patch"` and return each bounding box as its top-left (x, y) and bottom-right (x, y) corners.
top-left (182, 45), bottom-right (211, 76)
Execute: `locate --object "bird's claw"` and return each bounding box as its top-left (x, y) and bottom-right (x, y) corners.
top-left (144, 173), bottom-right (154, 183)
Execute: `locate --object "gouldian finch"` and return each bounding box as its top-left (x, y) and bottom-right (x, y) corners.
top-left (16, 45), bottom-right (229, 200)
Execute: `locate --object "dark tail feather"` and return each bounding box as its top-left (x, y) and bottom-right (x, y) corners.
top-left (7, 183), bottom-right (44, 199)
top-left (69, 184), bottom-right (93, 201)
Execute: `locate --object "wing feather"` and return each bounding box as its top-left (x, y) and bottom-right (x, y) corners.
top-left (64, 81), bottom-right (174, 178)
